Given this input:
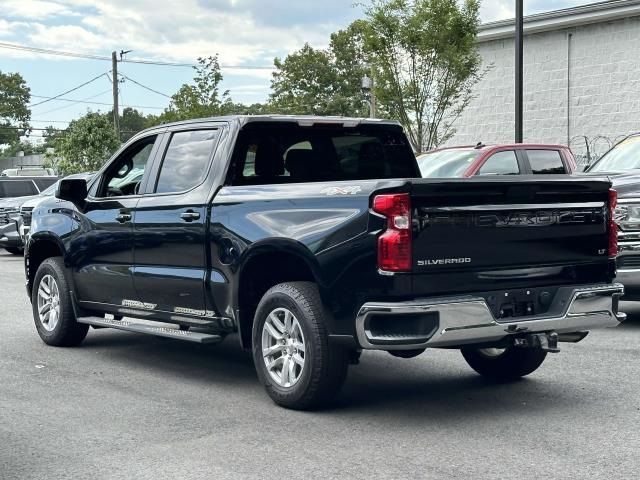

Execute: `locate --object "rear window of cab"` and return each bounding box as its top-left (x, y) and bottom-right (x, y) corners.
top-left (0, 180), bottom-right (38, 198)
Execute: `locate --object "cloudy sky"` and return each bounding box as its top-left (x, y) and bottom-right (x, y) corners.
top-left (0, 0), bottom-right (587, 137)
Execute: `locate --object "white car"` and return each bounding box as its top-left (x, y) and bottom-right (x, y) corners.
top-left (1, 167), bottom-right (56, 177)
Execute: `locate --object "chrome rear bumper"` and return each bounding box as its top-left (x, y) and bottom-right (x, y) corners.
top-left (355, 283), bottom-right (625, 350)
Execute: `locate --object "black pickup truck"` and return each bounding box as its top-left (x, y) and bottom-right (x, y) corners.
top-left (25, 115), bottom-right (624, 409)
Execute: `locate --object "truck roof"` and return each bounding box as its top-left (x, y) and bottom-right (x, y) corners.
top-left (425, 143), bottom-right (569, 154)
top-left (154, 115), bottom-right (402, 130)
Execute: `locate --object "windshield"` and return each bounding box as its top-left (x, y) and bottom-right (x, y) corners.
top-left (417, 149), bottom-right (480, 178)
top-left (588, 135), bottom-right (640, 172)
top-left (39, 181), bottom-right (59, 196)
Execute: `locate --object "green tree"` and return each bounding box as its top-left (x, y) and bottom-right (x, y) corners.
top-left (0, 71), bottom-right (31, 145)
top-left (362, 0), bottom-right (483, 152)
top-left (222, 102), bottom-right (274, 115)
top-left (270, 44), bottom-right (338, 115)
top-left (269, 28), bottom-right (369, 117)
top-left (47, 112), bottom-right (120, 175)
top-left (106, 107), bottom-right (149, 141)
top-left (156, 55), bottom-right (233, 123)
top-left (0, 140), bottom-right (46, 159)
top-left (328, 20), bottom-right (370, 116)
top-left (42, 125), bottom-right (62, 149)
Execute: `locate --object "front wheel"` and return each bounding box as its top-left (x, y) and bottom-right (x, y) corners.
top-left (31, 257), bottom-right (89, 346)
top-left (252, 282), bottom-right (349, 410)
top-left (461, 346), bottom-right (547, 381)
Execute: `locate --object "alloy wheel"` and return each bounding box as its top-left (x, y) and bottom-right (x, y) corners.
top-left (261, 307), bottom-right (306, 388)
top-left (37, 274), bottom-right (61, 332)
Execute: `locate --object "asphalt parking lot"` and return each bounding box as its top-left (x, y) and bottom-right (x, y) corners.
top-left (1, 249), bottom-right (639, 479)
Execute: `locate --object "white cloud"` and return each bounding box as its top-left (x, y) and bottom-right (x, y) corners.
top-left (27, 23), bottom-right (106, 52)
top-left (481, 0), bottom-right (515, 22)
top-left (49, 0), bottom-right (332, 67)
top-left (0, 19), bottom-right (16, 37)
top-left (2, 0), bottom-right (74, 19)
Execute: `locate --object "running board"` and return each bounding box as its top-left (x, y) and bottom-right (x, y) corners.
top-left (77, 317), bottom-right (223, 344)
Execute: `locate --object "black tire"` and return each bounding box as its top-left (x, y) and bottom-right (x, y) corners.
top-left (5, 247), bottom-right (23, 255)
top-left (461, 346), bottom-right (547, 381)
top-left (31, 257), bottom-right (89, 347)
top-left (388, 349), bottom-right (426, 359)
top-left (252, 282), bottom-right (349, 410)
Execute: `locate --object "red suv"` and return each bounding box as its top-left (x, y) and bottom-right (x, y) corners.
top-left (417, 143), bottom-right (577, 178)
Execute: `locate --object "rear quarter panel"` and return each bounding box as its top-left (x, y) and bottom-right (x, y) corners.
top-left (209, 180), bottom-right (410, 332)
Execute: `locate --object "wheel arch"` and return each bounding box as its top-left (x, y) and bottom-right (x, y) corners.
top-left (26, 233), bottom-right (67, 297)
top-left (234, 240), bottom-right (324, 350)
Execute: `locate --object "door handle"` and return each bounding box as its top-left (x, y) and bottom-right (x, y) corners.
top-left (115, 213), bottom-right (132, 223)
top-left (180, 210), bottom-right (201, 222)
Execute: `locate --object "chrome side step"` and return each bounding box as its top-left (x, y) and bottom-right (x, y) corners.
top-left (77, 316), bottom-right (223, 344)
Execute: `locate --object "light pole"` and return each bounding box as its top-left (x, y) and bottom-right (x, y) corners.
top-left (515, 0), bottom-right (523, 143)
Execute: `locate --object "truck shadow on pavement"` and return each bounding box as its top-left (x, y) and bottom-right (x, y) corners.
top-left (82, 331), bottom-right (259, 386)
top-left (79, 329), bottom-right (603, 416)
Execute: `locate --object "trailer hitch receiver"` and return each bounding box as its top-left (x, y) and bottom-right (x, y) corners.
top-left (514, 332), bottom-right (560, 353)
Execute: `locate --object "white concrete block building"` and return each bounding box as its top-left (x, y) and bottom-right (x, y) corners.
top-left (447, 0), bottom-right (640, 164)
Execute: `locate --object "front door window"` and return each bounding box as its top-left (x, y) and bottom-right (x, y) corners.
top-left (97, 136), bottom-right (157, 197)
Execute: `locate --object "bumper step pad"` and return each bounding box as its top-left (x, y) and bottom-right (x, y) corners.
top-left (77, 316), bottom-right (223, 344)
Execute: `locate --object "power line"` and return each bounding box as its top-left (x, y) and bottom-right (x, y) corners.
top-left (0, 41), bottom-right (274, 70)
top-left (30, 94), bottom-right (165, 110)
top-left (29, 73), bottom-right (109, 107)
top-left (0, 126), bottom-right (65, 132)
top-left (0, 125), bottom-right (138, 134)
top-left (118, 73), bottom-right (171, 98)
top-left (36, 89), bottom-right (113, 116)
top-left (29, 120), bottom-right (71, 124)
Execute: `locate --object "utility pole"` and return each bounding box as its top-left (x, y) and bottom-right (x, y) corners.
top-left (515, 0), bottom-right (523, 143)
top-left (111, 51), bottom-right (120, 138)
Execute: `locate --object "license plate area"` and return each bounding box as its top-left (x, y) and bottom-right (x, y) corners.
top-left (480, 287), bottom-right (560, 319)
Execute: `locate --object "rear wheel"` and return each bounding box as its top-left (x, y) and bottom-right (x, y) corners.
top-left (461, 345), bottom-right (547, 381)
top-left (252, 282), bottom-right (349, 410)
top-left (5, 247), bottom-right (23, 255)
top-left (32, 257), bottom-right (89, 346)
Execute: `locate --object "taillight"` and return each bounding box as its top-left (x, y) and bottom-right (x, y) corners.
top-left (373, 193), bottom-right (412, 272)
top-left (609, 188), bottom-right (618, 258)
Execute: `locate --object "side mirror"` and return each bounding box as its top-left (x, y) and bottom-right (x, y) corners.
top-left (55, 178), bottom-right (88, 207)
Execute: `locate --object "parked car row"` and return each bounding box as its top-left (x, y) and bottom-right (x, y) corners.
top-left (0, 173), bottom-right (92, 254)
top-left (417, 143), bottom-right (577, 177)
top-left (583, 133), bottom-right (640, 300)
top-left (0, 176), bottom-right (57, 254)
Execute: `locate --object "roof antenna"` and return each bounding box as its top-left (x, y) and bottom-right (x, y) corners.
top-left (475, 142), bottom-right (484, 149)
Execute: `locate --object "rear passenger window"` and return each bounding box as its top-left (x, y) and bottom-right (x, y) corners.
top-left (231, 125), bottom-right (418, 185)
top-left (477, 151), bottom-right (520, 175)
top-left (527, 150), bottom-right (565, 174)
top-left (155, 130), bottom-right (219, 194)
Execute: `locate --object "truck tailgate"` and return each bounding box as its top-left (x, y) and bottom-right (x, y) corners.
top-left (409, 177), bottom-right (613, 274)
